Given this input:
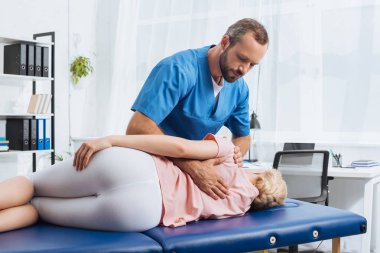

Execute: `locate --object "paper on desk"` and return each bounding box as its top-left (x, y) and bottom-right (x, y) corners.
top-left (242, 161), bottom-right (272, 170)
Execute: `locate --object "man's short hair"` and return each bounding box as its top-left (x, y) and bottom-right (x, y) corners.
top-left (225, 18), bottom-right (269, 46)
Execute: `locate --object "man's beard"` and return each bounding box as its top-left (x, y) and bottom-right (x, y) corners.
top-left (219, 49), bottom-right (241, 82)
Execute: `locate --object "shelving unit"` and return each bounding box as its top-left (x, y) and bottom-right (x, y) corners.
top-left (0, 32), bottom-right (55, 172)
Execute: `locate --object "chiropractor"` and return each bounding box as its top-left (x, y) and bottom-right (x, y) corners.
top-left (127, 18), bottom-right (269, 200)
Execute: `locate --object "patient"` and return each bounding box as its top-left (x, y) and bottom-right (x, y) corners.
top-left (0, 134), bottom-right (287, 232)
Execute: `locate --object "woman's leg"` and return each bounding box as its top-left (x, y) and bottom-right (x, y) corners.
top-left (0, 204), bottom-right (38, 232)
top-left (32, 180), bottom-right (162, 231)
top-left (0, 176), bottom-right (34, 210)
top-left (31, 147), bottom-right (162, 231)
top-left (0, 176), bottom-right (37, 232)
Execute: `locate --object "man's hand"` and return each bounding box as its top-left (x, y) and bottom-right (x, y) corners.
top-left (231, 135), bottom-right (250, 166)
top-left (233, 146), bottom-right (243, 167)
top-left (173, 157), bottom-right (229, 200)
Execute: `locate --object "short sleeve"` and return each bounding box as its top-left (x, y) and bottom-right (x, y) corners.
top-left (131, 62), bottom-right (191, 125)
top-left (224, 83), bottom-right (250, 137)
top-left (203, 133), bottom-right (234, 157)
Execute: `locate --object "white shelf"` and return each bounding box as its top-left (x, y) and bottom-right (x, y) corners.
top-left (0, 73), bottom-right (53, 81)
top-left (0, 36), bottom-right (54, 46)
top-left (0, 113), bottom-right (54, 119)
top-left (0, 149), bottom-right (54, 156)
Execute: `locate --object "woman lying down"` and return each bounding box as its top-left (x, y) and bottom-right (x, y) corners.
top-left (0, 134), bottom-right (287, 232)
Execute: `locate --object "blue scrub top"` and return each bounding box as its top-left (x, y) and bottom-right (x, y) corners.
top-left (132, 45), bottom-right (250, 140)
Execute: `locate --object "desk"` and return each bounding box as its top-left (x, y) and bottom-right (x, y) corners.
top-left (328, 166), bottom-right (380, 253)
top-left (243, 162), bottom-right (380, 252)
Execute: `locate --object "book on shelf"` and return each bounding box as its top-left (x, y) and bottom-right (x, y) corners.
top-left (351, 160), bottom-right (380, 167)
top-left (0, 140), bottom-right (9, 145)
top-left (0, 137), bottom-right (9, 152)
top-left (27, 94), bottom-right (52, 114)
top-left (0, 146), bottom-right (9, 152)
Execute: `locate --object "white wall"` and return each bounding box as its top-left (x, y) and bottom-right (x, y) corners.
top-left (68, 0), bottom-right (98, 139)
top-left (0, 0), bottom-right (69, 179)
top-left (68, 0), bottom-right (132, 139)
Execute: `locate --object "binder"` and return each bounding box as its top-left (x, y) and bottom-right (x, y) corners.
top-left (36, 119), bottom-right (44, 150)
top-left (44, 119), bottom-right (50, 150)
top-left (6, 119), bottom-right (30, 150)
top-left (29, 119), bottom-right (37, 150)
top-left (42, 47), bottom-right (49, 77)
top-left (27, 44), bottom-right (35, 76)
top-left (34, 46), bottom-right (42, 77)
top-left (3, 43), bottom-right (27, 75)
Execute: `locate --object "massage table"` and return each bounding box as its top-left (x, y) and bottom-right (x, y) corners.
top-left (0, 199), bottom-right (366, 253)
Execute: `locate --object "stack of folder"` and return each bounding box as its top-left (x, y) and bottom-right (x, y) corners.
top-left (0, 137), bottom-right (9, 152)
top-left (3, 43), bottom-right (49, 77)
top-left (351, 160), bottom-right (380, 168)
top-left (5, 119), bottom-right (50, 151)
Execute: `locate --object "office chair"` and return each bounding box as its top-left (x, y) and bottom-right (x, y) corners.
top-left (273, 150), bottom-right (330, 253)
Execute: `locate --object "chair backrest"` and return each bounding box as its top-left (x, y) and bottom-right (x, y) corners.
top-left (272, 150), bottom-right (329, 205)
top-left (283, 143), bottom-right (315, 152)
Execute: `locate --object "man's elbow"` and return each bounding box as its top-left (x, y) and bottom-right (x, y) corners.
top-left (126, 122), bottom-right (136, 135)
top-left (126, 116), bottom-right (144, 135)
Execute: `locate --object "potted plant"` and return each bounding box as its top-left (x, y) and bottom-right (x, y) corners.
top-left (70, 56), bottom-right (94, 85)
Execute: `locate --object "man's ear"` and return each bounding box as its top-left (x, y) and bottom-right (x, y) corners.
top-left (220, 35), bottom-right (230, 51)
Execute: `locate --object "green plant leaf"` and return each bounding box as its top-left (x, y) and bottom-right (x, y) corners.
top-left (70, 56), bottom-right (94, 85)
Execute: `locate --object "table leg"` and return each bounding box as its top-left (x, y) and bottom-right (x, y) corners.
top-left (362, 177), bottom-right (380, 253)
top-left (332, 238), bottom-right (340, 253)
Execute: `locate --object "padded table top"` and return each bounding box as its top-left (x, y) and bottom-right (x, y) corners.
top-left (0, 222), bottom-right (162, 253)
top-left (144, 199), bottom-right (367, 253)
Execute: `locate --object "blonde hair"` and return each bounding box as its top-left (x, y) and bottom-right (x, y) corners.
top-left (250, 169), bottom-right (287, 210)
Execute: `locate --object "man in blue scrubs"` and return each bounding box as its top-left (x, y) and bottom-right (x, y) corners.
top-left (127, 18), bottom-right (268, 200)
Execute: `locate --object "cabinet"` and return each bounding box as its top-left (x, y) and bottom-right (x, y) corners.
top-left (0, 32), bottom-right (55, 172)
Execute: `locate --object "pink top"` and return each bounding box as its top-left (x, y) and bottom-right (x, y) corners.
top-left (152, 134), bottom-right (259, 227)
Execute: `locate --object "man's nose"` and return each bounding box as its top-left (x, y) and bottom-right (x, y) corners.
top-left (238, 64), bottom-right (250, 75)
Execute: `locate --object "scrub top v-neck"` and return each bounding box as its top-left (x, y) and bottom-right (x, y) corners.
top-left (131, 45), bottom-right (250, 140)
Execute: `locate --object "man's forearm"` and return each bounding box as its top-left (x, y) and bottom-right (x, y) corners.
top-left (171, 158), bottom-right (200, 177)
top-left (232, 135), bottom-right (251, 155)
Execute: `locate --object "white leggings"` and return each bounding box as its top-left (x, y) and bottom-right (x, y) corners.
top-left (29, 147), bottom-right (162, 232)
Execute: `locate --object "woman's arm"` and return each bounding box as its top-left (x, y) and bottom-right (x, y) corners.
top-left (107, 135), bottom-right (218, 159)
top-left (73, 135), bottom-right (219, 170)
